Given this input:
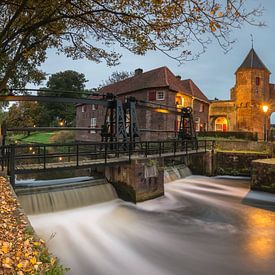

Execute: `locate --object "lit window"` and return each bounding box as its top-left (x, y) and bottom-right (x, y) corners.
top-left (90, 118), bottom-right (96, 133)
top-left (81, 105), bottom-right (85, 113)
top-left (176, 95), bottom-right (184, 107)
top-left (156, 91), bottom-right (165, 100)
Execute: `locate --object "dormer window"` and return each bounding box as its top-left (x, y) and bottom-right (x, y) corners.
top-left (256, 77), bottom-right (260, 86)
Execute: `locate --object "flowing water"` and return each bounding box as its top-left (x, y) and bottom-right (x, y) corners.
top-left (28, 175), bottom-right (275, 275)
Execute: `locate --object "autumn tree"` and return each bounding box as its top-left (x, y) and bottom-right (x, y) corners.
top-left (38, 70), bottom-right (87, 126)
top-left (5, 102), bottom-right (41, 128)
top-left (0, 0), bottom-right (263, 91)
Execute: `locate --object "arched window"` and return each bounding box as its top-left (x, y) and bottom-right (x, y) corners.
top-left (256, 77), bottom-right (260, 86)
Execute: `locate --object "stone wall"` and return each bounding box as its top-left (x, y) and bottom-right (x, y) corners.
top-left (215, 140), bottom-right (272, 153)
top-left (251, 159), bottom-right (275, 193)
top-left (214, 152), bottom-right (270, 176)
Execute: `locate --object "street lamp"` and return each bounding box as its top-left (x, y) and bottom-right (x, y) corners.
top-left (262, 104), bottom-right (269, 141)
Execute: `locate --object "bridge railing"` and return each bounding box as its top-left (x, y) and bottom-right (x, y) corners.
top-left (0, 139), bottom-right (213, 186)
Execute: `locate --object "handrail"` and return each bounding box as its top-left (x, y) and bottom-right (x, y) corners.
top-left (0, 139), bottom-right (213, 187)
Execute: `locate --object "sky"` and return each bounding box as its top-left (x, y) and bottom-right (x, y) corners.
top-left (32, 0), bottom-right (275, 119)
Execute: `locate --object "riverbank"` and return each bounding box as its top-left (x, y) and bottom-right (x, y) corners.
top-left (0, 177), bottom-right (68, 274)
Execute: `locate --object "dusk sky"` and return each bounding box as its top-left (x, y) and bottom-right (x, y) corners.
top-left (34, 0), bottom-right (275, 119)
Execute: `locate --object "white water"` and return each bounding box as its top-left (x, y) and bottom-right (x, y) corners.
top-left (29, 176), bottom-right (275, 275)
top-left (18, 181), bottom-right (117, 214)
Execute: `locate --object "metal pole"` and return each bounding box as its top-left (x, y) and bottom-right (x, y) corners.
top-left (9, 144), bottom-right (15, 188)
top-left (76, 144), bottom-right (79, 167)
top-left (43, 146), bottom-right (46, 170)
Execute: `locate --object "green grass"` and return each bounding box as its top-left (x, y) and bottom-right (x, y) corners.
top-left (8, 132), bottom-right (56, 144)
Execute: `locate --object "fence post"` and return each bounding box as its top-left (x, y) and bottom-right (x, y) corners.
top-left (9, 144), bottom-right (15, 188)
top-left (76, 144), bottom-right (79, 167)
top-left (104, 143), bottom-right (107, 164)
top-left (43, 146), bottom-right (46, 170)
top-left (185, 140), bottom-right (188, 155)
top-left (159, 142), bottom-right (162, 156)
top-left (145, 141), bottom-right (148, 157)
top-left (173, 140), bottom-right (176, 157)
top-left (128, 142), bottom-right (131, 162)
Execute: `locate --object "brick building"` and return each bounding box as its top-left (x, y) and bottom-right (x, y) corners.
top-left (209, 48), bottom-right (275, 139)
top-left (76, 67), bottom-right (209, 142)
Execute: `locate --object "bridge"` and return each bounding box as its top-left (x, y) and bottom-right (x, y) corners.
top-left (0, 88), bottom-right (212, 202)
top-left (1, 139), bottom-right (210, 187)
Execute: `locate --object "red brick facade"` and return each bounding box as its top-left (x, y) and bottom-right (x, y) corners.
top-left (76, 67), bottom-right (209, 142)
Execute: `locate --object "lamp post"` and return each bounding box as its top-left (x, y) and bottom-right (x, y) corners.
top-left (262, 105), bottom-right (269, 141)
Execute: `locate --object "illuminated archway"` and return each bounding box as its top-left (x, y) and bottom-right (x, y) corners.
top-left (215, 117), bottom-right (228, 132)
top-left (270, 111), bottom-right (275, 141)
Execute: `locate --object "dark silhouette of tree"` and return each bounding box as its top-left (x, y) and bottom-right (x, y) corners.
top-left (38, 70), bottom-right (87, 126)
top-left (101, 71), bottom-right (134, 86)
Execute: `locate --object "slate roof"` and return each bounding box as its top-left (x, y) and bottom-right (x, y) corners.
top-left (97, 66), bottom-right (209, 103)
top-left (237, 48), bottom-right (270, 73)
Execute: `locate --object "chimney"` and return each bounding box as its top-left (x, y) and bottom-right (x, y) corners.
top-left (176, 75), bottom-right (181, 80)
top-left (135, 68), bottom-right (143, 76)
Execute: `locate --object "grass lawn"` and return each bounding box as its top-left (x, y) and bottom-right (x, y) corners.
top-left (8, 132), bottom-right (56, 144)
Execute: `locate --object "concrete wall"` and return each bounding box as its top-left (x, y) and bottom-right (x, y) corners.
top-left (105, 157), bottom-right (165, 203)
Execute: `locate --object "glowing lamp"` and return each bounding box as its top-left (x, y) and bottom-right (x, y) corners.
top-left (262, 105), bottom-right (269, 113)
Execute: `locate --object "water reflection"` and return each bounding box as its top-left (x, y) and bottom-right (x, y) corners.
top-left (245, 209), bottom-right (274, 259)
top-left (29, 176), bottom-right (275, 275)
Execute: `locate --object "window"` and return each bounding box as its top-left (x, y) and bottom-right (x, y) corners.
top-left (156, 91), bottom-right (165, 100)
top-left (90, 118), bottom-right (96, 133)
top-left (194, 117), bottom-right (200, 132)
top-left (92, 104), bottom-right (98, 110)
top-left (81, 105), bottom-right (85, 113)
top-left (199, 103), bottom-right (204, 112)
top-left (176, 95), bottom-right (184, 107)
top-left (148, 91), bottom-right (156, 101)
top-left (256, 77), bottom-right (260, 86)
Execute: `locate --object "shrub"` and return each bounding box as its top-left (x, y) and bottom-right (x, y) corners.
top-left (49, 131), bottom-right (75, 144)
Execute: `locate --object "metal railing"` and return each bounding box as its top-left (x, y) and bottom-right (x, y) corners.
top-left (0, 139), bottom-right (212, 186)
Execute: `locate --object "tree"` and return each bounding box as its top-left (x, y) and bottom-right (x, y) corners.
top-left (0, 1), bottom-right (263, 91)
top-left (5, 102), bottom-right (41, 128)
top-left (101, 71), bottom-right (134, 86)
top-left (38, 70), bottom-right (87, 126)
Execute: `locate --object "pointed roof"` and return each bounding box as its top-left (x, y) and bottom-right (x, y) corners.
top-left (236, 48), bottom-right (270, 73)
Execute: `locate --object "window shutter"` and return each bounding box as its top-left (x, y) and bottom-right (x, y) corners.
top-left (148, 91), bottom-right (156, 101)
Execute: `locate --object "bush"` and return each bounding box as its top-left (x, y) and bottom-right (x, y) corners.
top-left (197, 131), bottom-right (258, 141)
top-left (49, 131), bottom-right (75, 144)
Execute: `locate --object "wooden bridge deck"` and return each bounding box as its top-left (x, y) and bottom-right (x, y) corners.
top-left (15, 149), bottom-right (206, 174)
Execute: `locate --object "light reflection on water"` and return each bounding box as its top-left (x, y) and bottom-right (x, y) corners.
top-left (29, 176), bottom-right (275, 275)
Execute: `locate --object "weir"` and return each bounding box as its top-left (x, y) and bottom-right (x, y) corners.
top-left (16, 179), bottom-right (117, 215)
top-left (15, 165), bottom-right (192, 215)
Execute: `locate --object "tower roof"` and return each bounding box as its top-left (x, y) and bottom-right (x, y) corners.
top-left (236, 48), bottom-right (270, 73)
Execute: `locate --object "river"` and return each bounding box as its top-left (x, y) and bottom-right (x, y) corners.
top-left (29, 176), bottom-right (275, 275)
